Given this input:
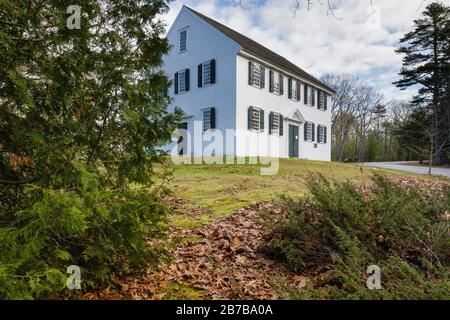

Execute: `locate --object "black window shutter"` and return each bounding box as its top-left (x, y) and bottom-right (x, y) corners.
top-left (279, 74), bottom-right (284, 95)
top-left (269, 112), bottom-right (273, 134)
top-left (198, 64), bottom-right (203, 88)
top-left (324, 126), bottom-right (327, 143)
top-left (174, 72), bottom-right (179, 94)
top-left (269, 70), bottom-right (274, 93)
top-left (248, 107), bottom-right (253, 130)
top-left (210, 107), bottom-right (216, 129)
top-left (248, 61), bottom-right (254, 85)
top-left (304, 122), bottom-right (308, 141)
top-left (312, 89), bottom-right (315, 106)
top-left (260, 109), bottom-right (264, 131)
top-left (279, 115), bottom-right (284, 136)
top-left (288, 78), bottom-right (292, 99)
top-left (304, 84), bottom-right (308, 104)
top-left (185, 69), bottom-right (190, 92)
top-left (324, 93), bottom-right (328, 110)
top-left (312, 123), bottom-right (315, 141)
top-left (296, 82), bottom-right (301, 101)
top-left (260, 66), bottom-right (265, 88)
top-left (210, 59), bottom-right (216, 84)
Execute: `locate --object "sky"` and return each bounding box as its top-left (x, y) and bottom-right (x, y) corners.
top-left (162, 0), bottom-right (447, 102)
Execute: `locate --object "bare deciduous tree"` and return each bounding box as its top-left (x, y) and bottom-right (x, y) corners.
top-left (354, 86), bottom-right (383, 162)
top-left (321, 73), bottom-right (360, 161)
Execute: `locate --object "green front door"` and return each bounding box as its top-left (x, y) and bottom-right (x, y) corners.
top-left (289, 124), bottom-right (299, 158)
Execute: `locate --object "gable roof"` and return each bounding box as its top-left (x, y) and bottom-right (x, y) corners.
top-left (184, 6), bottom-right (335, 94)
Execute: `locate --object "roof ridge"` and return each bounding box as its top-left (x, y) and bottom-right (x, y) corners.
top-left (184, 6), bottom-right (335, 93)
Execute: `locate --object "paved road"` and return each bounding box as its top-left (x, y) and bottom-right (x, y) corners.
top-left (363, 162), bottom-right (450, 178)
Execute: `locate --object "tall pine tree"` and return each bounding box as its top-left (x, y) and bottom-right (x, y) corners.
top-left (394, 2), bottom-right (450, 165)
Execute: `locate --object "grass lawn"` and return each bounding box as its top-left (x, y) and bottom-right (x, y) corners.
top-left (168, 158), bottom-right (447, 226)
top-left (89, 158), bottom-right (449, 300)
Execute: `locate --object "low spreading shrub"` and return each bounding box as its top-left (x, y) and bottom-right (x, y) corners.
top-left (261, 173), bottom-right (449, 299)
top-left (0, 162), bottom-right (171, 299)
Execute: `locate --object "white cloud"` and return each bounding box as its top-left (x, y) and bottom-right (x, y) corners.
top-left (164, 0), bottom-right (434, 101)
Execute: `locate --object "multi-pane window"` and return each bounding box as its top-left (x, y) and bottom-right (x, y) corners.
top-left (178, 70), bottom-right (186, 93)
top-left (253, 64), bottom-right (261, 88)
top-left (318, 125), bottom-right (324, 143)
top-left (251, 107), bottom-right (261, 130)
top-left (305, 122), bottom-right (313, 141)
top-left (289, 79), bottom-right (300, 100)
top-left (202, 107), bottom-right (215, 132)
top-left (292, 80), bottom-right (298, 100)
top-left (175, 69), bottom-right (189, 94)
top-left (269, 71), bottom-right (283, 94)
top-left (179, 29), bottom-right (187, 52)
top-left (249, 61), bottom-right (265, 88)
top-left (203, 109), bottom-right (212, 131)
top-left (198, 60), bottom-right (215, 88)
top-left (203, 62), bottom-right (211, 85)
top-left (317, 125), bottom-right (327, 143)
top-left (319, 91), bottom-right (325, 109)
top-left (273, 82), bottom-right (279, 93)
top-left (270, 112), bottom-right (282, 135)
top-left (307, 87), bottom-right (313, 105)
top-left (248, 106), bottom-right (264, 132)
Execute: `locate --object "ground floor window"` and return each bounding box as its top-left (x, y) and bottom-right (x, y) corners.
top-left (317, 124), bottom-right (327, 143)
top-left (304, 122), bottom-right (315, 141)
top-left (269, 112), bottom-right (283, 135)
top-left (248, 106), bottom-right (264, 132)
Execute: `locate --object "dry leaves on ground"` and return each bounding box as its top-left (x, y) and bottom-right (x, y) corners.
top-left (84, 202), bottom-right (307, 300)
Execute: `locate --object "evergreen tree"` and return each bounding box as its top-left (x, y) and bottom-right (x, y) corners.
top-left (394, 2), bottom-right (450, 165)
top-left (395, 108), bottom-right (431, 163)
top-left (0, 0), bottom-right (182, 298)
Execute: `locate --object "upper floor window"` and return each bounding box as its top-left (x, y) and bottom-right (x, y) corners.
top-left (304, 85), bottom-right (315, 106)
top-left (269, 71), bottom-right (284, 95)
top-left (318, 91), bottom-right (328, 110)
top-left (179, 71), bottom-right (186, 93)
top-left (288, 79), bottom-right (301, 101)
top-left (179, 29), bottom-right (187, 52)
top-left (248, 61), bottom-right (265, 89)
top-left (174, 69), bottom-right (190, 94)
top-left (203, 62), bottom-right (211, 85)
top-left (247, 106), bottom-right (264, 132)
top-left (198, 59), bottom-right (216, 87)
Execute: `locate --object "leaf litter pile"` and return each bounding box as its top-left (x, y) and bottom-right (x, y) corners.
top-left (84, 201), bottom-right (307, 300)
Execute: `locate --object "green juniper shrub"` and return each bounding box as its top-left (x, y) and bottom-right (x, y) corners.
top-left (261, 173), bottom-right (449, 299)
top-left (0, 0), bottom-right (183, 299)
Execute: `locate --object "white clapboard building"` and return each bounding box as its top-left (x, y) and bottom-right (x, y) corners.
top-left (163, 6), bottom-right (334, 161)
